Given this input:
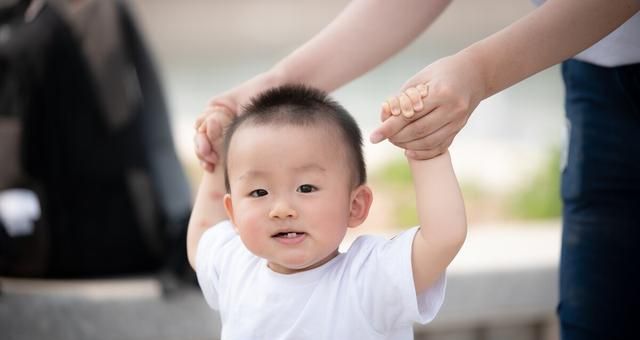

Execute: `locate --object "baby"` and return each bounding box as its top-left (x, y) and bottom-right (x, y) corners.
top-left (187, 84), bottom-right (466, 339)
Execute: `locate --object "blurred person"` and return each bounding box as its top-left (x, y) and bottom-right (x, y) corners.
top-left (193, 1), bottom-right (639, 338)
top-left (187, 84), bottom-right (466, 339)
top-left (0, 0), bottom-right (192, 280)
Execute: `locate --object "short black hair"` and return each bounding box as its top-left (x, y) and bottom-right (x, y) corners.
top-left (223, 84), bottom-right (366, 192)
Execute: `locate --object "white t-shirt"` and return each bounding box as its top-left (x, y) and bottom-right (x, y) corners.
top-left (196, 220), bottom-right (446, 340)
top-left (531, 0), bottom-right (640, 66)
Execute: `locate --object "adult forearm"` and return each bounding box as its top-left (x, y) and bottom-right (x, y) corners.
top-left (467, 0), bottom-right (640, 99)
top-left (271, 0), bottom-right (452, 92)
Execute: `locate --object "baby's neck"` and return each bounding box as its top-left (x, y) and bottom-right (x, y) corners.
top-left (267, 249), bottom-right (340, 274)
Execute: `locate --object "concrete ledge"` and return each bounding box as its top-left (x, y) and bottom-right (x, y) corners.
top-left (417, 221), bottom-right (561, 340)
top-left (0, 277), bottom-right (163, 301)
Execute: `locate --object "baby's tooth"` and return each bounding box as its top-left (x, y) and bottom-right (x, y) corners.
top-left (287, 232), bottom-right (296, 238)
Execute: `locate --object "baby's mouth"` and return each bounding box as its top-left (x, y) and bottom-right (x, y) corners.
top-left (272, 231), bottom-right (306, 239)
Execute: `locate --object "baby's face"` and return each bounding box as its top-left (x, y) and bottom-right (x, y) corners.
top-left (224, 124), bottom-right (357, 274)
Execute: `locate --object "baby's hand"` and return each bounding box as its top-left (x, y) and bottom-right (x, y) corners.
top-left (194, 104), bottom-right (235, 172)
top-left (381, 83), bottom-right (428, 121)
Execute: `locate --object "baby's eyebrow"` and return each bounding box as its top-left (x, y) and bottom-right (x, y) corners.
top-left (236, 164), bottom-right (326, 181)
top-left (293, 163), bottom-right (326, 173)
top-left (237, 170), bottom-right (267, 181)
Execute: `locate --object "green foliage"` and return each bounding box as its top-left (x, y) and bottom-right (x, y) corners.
top-left (507, 148), bottom-right (562, 219)
top-left (374, 158), bottom-right (413, 186)
top-left (372, 147), bottom-right (563, 225)
top-left (371, 158), bottom-right (418, 228)
top-left (459, 181), bottom-right (485, 201)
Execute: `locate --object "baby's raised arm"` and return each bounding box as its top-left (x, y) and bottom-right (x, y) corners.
top-left (384, 87), bottom-right (467, 294)
top-left (409, 151), bottom-right (466, 294)
top-left (187, 106), bottom-right (234, 269)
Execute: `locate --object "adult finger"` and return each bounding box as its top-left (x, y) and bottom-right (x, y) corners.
top-left (201, 161), bottom-right (216, 173)
top-left (404, 135), bottom-right (454, 160)
top-left (391, 122), bottom-right (453, 151)
top-left (205, 113), bottom-right (232, 146)
top-left (205, 118), bottom-right (222, 146)
top-left (381, 101), bottom-right (392, 121)
top-left (195, 114), bottom-right (205, 130)
top-left (195, 104), bottom-right (232, 132)
top-left (370, 100), bottom-right (438, 144)
top-left (212, 105), bottom-right (235, 122)
top-left (387, 108), bottom-right (449, 145)
top-left (195, 132), bottom-right (218, 165)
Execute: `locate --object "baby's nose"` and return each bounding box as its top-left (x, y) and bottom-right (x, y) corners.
top-left (269, 201), bottom-right (297, 219)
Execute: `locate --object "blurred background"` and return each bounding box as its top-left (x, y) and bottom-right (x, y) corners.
top-left (131, 0), bottom-right (565, 227)
top-left (1, 0), bottom-right (564, 339)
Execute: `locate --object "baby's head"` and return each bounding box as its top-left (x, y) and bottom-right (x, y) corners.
top-left (222, 84), bottom-right (373, 274)
top-left (223, 84), bottom-right (366, 192)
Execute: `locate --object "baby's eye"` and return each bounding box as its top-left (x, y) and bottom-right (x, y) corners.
top-left (249, 189), bottom-right (268, 197)
top-left (297, 184), bottom-right (317, 193)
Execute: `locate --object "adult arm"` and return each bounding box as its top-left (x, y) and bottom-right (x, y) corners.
top-left (267, 0), bottom-right (452, 92)
top-left (196, 0), bottom-right (452, 169)
top-left (372, 0), bottom-right (640, 159)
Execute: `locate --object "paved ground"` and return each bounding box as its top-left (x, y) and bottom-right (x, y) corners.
top-left (1, 221), bottom-right (561, 340)
top-left (1, 281), bottom-right (220, 340)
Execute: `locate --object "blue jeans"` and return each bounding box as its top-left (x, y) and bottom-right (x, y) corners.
top-left (559, 59), bottom-right (640, 340)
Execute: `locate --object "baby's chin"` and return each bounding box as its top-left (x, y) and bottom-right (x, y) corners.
top-left (268, 250), bottom-right (340, 274)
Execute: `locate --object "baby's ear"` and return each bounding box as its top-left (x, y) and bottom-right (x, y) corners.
top-left (348, 185), bottom-right (373, 228)
top-left (223, 194), bottom-right (237, 230)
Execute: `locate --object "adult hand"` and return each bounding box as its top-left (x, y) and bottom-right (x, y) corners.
top-left (194, 72), bottom-right (282, 171)
top-left (370, 52), bottom-right (487, 160)
top-left (194, 104), bottom-right (234, 172)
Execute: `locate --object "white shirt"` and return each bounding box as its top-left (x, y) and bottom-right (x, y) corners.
top-left (196, 220), bottom-right (446, 340)
top-left (531, 0), bottom-right (640, 67)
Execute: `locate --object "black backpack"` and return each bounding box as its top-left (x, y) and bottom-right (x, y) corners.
top-left (0, 0), bottom-right (192, 278)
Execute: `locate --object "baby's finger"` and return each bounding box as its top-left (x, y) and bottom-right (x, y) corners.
top-left (381, 101), bottom-right (392, 121)
top-left (416, 83), bottom-right (429, 98)
top-left (404, 87), bottom-right (423, 112)
top-left (387, 96), bottom-right (401, 116)
top-left (399, 93), bottom-right (415, 118)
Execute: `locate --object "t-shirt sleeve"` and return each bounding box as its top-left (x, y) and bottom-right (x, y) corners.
top-left (350, 227), bottom-right (446, 333)
top-left (195, 219), bottom-right (237, 310)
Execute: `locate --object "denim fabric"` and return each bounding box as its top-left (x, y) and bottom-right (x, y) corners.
top-left (559, 59), bottom-right (640, 339)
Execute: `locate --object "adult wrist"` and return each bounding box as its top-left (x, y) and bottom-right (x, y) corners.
top-left (456, 45), bottom-right (492, 102)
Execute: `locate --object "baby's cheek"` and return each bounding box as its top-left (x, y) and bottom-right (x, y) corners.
top-left (236, 212), bottom-right (266, 251)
